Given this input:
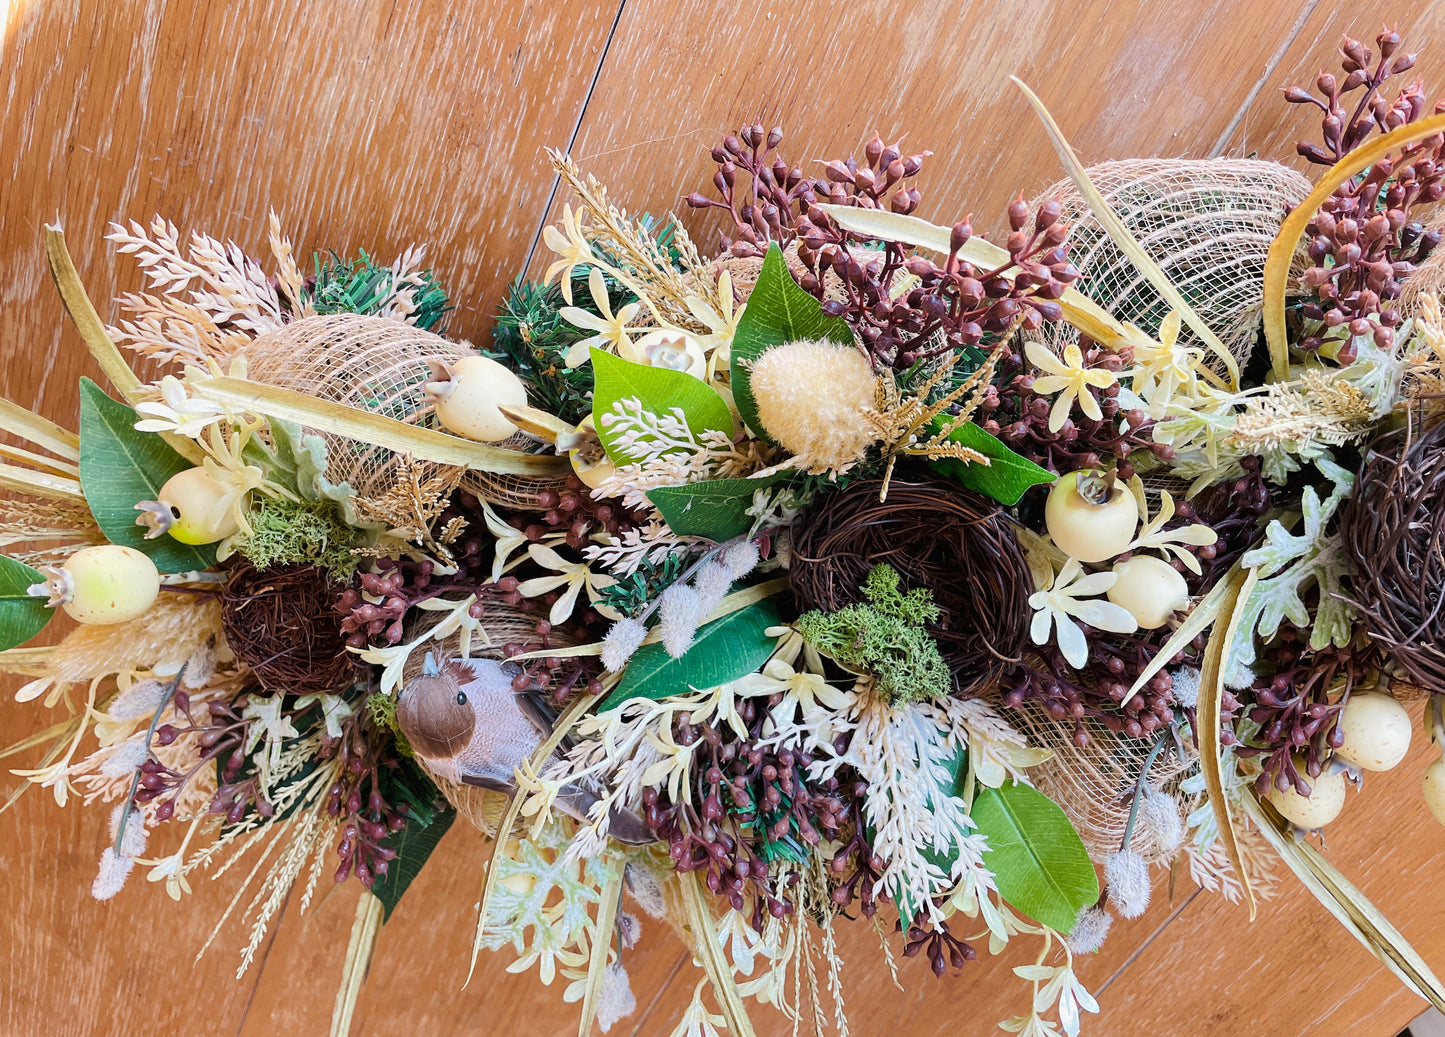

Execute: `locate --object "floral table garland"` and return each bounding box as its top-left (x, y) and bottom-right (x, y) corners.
top-left (4, 27), bottom-right (1445, 1037)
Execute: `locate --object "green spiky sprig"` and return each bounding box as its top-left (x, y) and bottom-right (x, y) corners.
top-left (794, 564), bottom-right (951, 704)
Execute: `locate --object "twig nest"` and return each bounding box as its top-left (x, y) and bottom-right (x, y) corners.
top-left (1340, 418), bottom-right (1445, 693)
top-left (789, 478), bottom-right (1030, 697)
top-left (1423, 759), bottom-right (1445, 825)
top-left (1332, 692), bottom-right (1411, 772)
top-left (424, 355), bottom-right (527, 442)
top-left (1044, 471), bottom-right (1137, 563)
top-left (1027, 157), bottom-right (1314, 376)
top-left (1107, 556), bottom-right (1188, 629)
top-left (220, 561), bottom-right (355, 694)
top-left (30, 545), bottom-right (160, 625)
top-left (1266, 759), bottom-right (1348, 828)
top-left (749, 339), bottom-right (878, 471)
top-left (239, 314), bottom-right (472, 499)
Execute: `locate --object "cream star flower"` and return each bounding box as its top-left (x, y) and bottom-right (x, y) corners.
top-left (145, 851), bottom-right (193, 900)
top-left (685, 270), bottom-right (745, 374)
top-left (1028, 558), bottom-right (1137, 668)
top-left (1124, 477), bottom-right (1218, 575)
top-left (515, 543), bottom-right (617, 625)
top-left (734, 657), bottom-right (852, 745)
top-left (541, 204), bottom-right (594, 304)
top-left (559, 267), bottom-right (645, 367)
top-left (1123, 311), bottom-right (1204, 418)
top-left (134, 375), bottom-right (227, 437)
top-left (1025, 341), bottom-right (1118, 432)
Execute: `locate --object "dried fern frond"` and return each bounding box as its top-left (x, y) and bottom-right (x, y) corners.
top-left (0, 498), bottom-right (105, 564)
top-left (107, 216), bottom-right (285, 367)
top-left (547, 150), bottom-right (721, 330)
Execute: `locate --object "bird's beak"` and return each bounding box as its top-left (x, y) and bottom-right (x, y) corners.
top-left (422, 651), bottom-right (440, 677)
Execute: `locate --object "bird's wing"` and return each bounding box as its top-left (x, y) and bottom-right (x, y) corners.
top-left (457, 770), bottom-right (516, 793)
top-left (513, 687), bottom-right (560, 742)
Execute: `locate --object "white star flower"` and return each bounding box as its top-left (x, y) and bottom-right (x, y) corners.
top-left (1027, 558), bottom-right (1137, 668)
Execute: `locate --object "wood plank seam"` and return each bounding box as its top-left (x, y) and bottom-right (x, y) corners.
top-left (1210, 0), bottom-right (1320, 156)
top-left (518, 0), bottom-right (630, 276)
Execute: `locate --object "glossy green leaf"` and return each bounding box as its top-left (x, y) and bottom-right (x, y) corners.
top-left (646, 473), bottom-right (791, 542)
top-left (972, 780), bottom-right (1098, 933)
top-left (600, 597), bottom-right (783, 710)
top-left (590, 348), bottom-right (734, 466)
top-left (371, 756), bottom-right (457, 922)
top-left (0, 555), bottom-right (53, 651)
top-left (926, 419), bottom-right (1054, 506)
top-left (77, 379), bottom-right (214, 573)
top-left (729, 243), bottom-right (853, 441)
top-left (371, 805), bottom-right (455, 921)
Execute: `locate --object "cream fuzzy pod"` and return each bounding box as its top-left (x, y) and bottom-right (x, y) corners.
top-left (748, 339), bottom-right (878, 472)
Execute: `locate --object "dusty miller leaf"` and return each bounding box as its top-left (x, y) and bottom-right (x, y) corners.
top-left (1233, 459), bottom-right (1356, 668)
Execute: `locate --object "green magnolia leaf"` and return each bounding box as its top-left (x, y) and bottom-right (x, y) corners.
top-left (600, 597), bottom-right (783, 710)
top-left (972, 781), bottom-right (1098, 933)
top-left (0, 555), bottom-right (53, 651)
top-left (370, 754), bottom-right (457, 921)
top-left (729, 243), bottom-right (853, 441)
top-left (371, 803), bottom-right (456, 921)
top-left (590, 348), bottom-right (734, 466)
top-left (646, 473), bottom-right (791, 542)
top-left (926, 419), bottom-right (1054, 506)
top-left (78, 379), bottom-right (214, 574)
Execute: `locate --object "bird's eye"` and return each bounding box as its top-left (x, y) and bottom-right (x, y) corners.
top-left (455, 691), bottom-right (468, 705)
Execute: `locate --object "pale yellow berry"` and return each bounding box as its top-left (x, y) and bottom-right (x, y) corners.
top-left (425, 356), bottom-right (527, 442)
top-left (1266, 759), bottom-right (1347, 828)
top-left (1107, 555), bottom-right (1188, 629)
top-left (1044, 471), bottom-right (1138, 563)
top-left (1332, 692), bottom-right (1411, 772)
top-left (136, 467), bottom-right (240, 545)
top-left (43, 546), bottom-right (160, 625)
top-left (557, 415), bottom-right (615, 490)
top-left (1422, 759), bottom-right (1445, 825)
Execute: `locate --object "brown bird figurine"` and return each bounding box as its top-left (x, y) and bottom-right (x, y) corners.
top-left (397, 651), bottom-right (652, 844)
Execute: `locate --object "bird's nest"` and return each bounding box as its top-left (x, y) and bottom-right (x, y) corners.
top-left (221, 561), bottom-right (357, 694)
top-left (788, 477), bottom-right (1031, 697)
top-left (1340, 413), bottom-right (1445, 694)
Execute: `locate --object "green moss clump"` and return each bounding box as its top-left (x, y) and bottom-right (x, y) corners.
top-left (794, 564), bottom-right (951, 704)
top-left (231, 496), bottom-right (361, 577)
top-left (365, 691), bottom-right (413, 757)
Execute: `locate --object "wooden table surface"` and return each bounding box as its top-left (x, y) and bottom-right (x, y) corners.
top-left (4, 2), bottom-right (1445, 1034)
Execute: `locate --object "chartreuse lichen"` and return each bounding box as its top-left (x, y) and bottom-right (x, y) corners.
top-left (230, 496), bottom-right (361, 577)
top-left (794, 563), bottom-right (950, 704)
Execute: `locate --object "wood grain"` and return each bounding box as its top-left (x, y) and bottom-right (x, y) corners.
top-left (4, 2), bottom-right (1445, 1035)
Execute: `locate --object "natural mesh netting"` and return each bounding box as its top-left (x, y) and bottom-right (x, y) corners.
top-left (459, 468), bottom-right (572, 512)
top-left (1028, 158), bottom-right (1313, 375)
top-left (239, 313), bottom-right (472, 498)
top-left (1014, 701), bottom-right (1193, 865)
